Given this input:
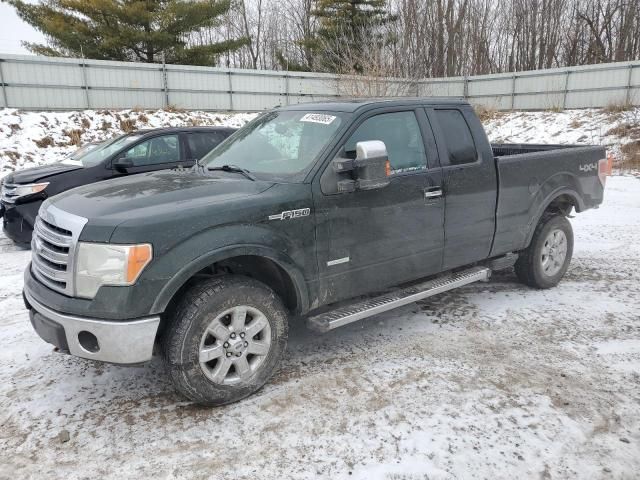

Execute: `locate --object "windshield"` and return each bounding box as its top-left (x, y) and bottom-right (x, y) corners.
top-left (60, 140), bottom-right (106, 165)
top-left (77, 134), bottom-right (144, 167)
top-left (201, 110), bottom-right (345, 180)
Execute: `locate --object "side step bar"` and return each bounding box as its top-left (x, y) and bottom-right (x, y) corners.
top-left (307, 266), bottom-right (491, 333)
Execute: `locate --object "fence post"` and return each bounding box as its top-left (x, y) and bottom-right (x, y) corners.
top-left (0, 58), bottom-right (7, 109)
top-left (227, 70), bottom-right (234, 111)
top-left (284, 73), bottom-right (290, 106)
top-left (510, 74), bottom-right (516, 110)
top-left (81, 58), bottom-right (90, 109)
top-left (463, 76), bottom-right (469, 99)
top-left (626, 64), bottom-right (634, 106)
top-left (562, 70), bottom-right (570, 110)
top-left (161, 53), bottom-right (169, 108)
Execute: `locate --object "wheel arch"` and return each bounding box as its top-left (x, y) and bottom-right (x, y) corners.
top-left (153, 245), bottom-right (309, 317)
top-left (523, 188), bottom-right (582, 249)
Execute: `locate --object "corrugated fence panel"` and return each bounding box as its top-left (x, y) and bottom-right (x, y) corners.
top-left (87, 64), bottom-right (162, 90)
top-left (420, 79), bottom-right (464, 97)
top-left (232, 93), bottom-right (285, 111)
top-left (6, 85), bottom-right (86, 109)
top-left (0, 54), bottom-right (638, 111)
top-left (2, 57), bottom-right (83, 87)
top-left (88, 89), bottom-right (164, 110)
top-left (233, 71), bottom-right (284, 94)
top-left (469, 76), bottom-right (512, 97)
top-left (166, 68), bottom-right (229, 93)
top-left (291, 75), bottom-right (337, 96)
top-left (169, 91), bottom-right (231, 111)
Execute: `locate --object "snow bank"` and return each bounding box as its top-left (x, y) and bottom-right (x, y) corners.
top-left (1, 106), bottom-right (639, 179)
top-left (0, 108), bottom-right (257, 178)
top-left (483, 107), bottom-right (640, 171)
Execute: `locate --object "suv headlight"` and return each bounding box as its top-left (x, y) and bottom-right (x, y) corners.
top-left (75, 243), bottom-right (152, 298)
top-left (13, 182), bottom-right (49, 197)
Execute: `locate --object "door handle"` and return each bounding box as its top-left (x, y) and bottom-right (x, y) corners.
top-left (424, 186), bottom-right (443, 199)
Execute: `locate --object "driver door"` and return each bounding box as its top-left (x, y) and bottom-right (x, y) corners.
top-left (312, 108), bottom-right (445, 305)
top-left (114, 134), bottom-right (186, 174)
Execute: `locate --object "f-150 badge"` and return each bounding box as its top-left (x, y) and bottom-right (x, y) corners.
top-left (268, 208), bottom-right (311, 221)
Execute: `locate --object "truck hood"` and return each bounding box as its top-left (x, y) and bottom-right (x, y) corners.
top-left (5, 163), bottom-right (83, 184)
top-left (48, 170), bottom-right (275, 223)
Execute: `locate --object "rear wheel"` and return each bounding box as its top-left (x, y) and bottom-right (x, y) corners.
top-left (515, 215), bottom-right (574, 289)
top-left (162, 276), bottom-right (288, 406)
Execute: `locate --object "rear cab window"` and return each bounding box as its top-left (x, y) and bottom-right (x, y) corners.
top-left (434, 109), bottom-right (478, 166)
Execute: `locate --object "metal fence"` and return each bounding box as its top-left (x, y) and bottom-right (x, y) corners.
top-left (0, 53), bottom-right (638, 111)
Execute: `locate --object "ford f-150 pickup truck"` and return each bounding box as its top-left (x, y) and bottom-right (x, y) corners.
top-left (23, 98), bottom-right (611, 405)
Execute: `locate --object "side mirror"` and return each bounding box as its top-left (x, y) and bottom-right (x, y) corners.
top-left (332, 140), bottom-right (391, 192)
top-left (113, 157), bottom-right (134, 173)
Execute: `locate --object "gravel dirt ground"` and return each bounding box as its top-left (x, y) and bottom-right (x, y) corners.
top-left (1, 176), bottom-right (639, 480)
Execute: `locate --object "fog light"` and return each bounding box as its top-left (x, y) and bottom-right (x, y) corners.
top-left (78, 331), bottom-right (100, 353)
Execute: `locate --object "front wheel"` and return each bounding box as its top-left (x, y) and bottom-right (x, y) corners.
top-left (162, 276), bottom-right (288, 406)
top-left (515, 215), bottom-right (574, 289)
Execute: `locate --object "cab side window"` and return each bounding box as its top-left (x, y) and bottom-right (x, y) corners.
top-left (123, 135), bottom-right (180, 166)
top-left (344, 111), bottom-right (427, 174)
top-left (434, 109), bottom-right (477, 165)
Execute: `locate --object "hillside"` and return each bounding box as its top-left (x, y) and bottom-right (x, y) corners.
top-left (1, 106), bottom-right (639, 178)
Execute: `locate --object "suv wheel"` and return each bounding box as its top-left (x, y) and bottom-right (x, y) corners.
top-left (515, 214), bottom-right (574, 289)
top-left (163, 276), bottom-right (288, 405)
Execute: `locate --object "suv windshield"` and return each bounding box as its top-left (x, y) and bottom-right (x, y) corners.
top-left (201, 110), bottom-right (345, 180)
top-left (77, 134), bottom-right (144, 167)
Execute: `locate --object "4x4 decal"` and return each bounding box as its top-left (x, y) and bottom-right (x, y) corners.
top-left (579, 162), bottom-right (598, 172)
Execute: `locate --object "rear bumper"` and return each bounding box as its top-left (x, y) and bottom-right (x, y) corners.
top-left (24, 287), bottom-right (160, 365)
top-left (1, 199), bottom-right (40, 244)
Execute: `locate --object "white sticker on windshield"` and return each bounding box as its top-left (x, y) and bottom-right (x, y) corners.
top-left (300, 113), bottom-right (336, 125)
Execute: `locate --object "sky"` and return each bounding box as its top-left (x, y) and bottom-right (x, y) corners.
top-left (0, 2), bottom-right (45, 55)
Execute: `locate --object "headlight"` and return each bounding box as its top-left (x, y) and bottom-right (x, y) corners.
top-left (12, 182), bottom-right (49, 198)
top-left (75, 242), bottom-right (152, 298)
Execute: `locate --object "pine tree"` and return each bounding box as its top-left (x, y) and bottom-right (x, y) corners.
top-left (6, 0), bottom-right (248, 66)
top-left (305, 0), bottom-right (396, 73)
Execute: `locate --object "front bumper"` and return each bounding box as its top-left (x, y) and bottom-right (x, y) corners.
top-left (24, 286), bottom-right (161, 365)
top-left (2, 199), bottom-right (41, 244)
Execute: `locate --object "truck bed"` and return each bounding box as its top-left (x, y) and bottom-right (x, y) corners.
top-left (490, 143), bottom-right (607, 256)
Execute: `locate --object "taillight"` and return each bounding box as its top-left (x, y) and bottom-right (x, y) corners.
top-left (598, 152), bottom-right (613, 187)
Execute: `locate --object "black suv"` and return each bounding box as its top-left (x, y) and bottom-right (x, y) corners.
top-left (1, 126), bottom-right (236, 244)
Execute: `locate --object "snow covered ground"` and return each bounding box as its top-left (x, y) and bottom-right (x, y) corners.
top-left (482, 108), bottom-right (640, 172)
top-left (1, 176), bottom-right (639, 478)
top-left (0, 107), bottom-right (639, 478)
top-left (0, 108), bottom-right (257, 177)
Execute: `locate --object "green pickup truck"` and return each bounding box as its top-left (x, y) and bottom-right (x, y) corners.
top-left (23, 98), bottom-right (610, 405)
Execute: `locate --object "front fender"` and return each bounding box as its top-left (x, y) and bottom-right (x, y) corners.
top-left (137, 220), bottom-right (313, 315)
top-left (151, 243), bottom-right (309, 314)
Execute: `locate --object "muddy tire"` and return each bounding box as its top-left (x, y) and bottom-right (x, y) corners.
top-left (162, 276), bottom-right (288, 406)
top-left (515, 215), bottom-right (574, 289)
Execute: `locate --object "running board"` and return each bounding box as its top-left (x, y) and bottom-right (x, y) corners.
top-left (306, 266), bottom-right (491, 333)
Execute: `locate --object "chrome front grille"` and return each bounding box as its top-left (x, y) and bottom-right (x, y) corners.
top-left (30, 203), bottom-right (88, 296)
top-left (1, 183), bottom-right (18, 203)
